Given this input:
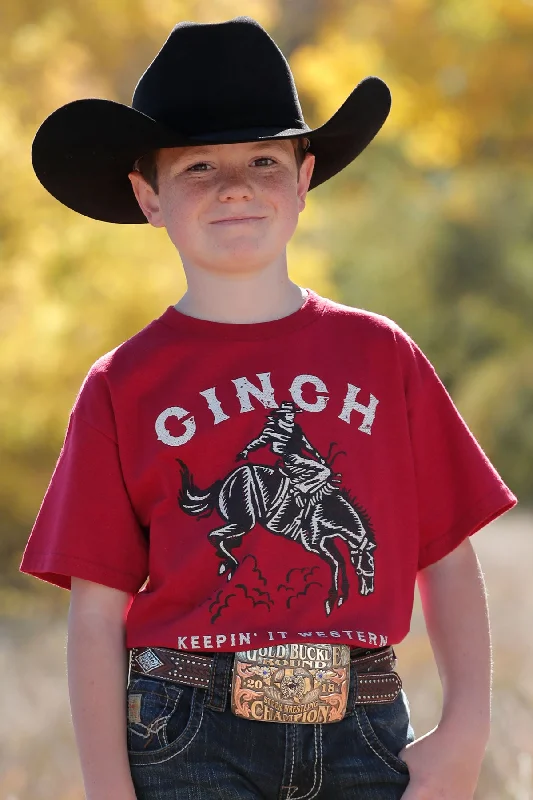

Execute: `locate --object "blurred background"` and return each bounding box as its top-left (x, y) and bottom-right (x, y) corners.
top-left (1, 0), bottom-right (532, 797)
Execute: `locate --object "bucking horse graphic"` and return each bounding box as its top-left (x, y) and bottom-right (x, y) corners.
top-left (177, 401), bottom-right (376, 615)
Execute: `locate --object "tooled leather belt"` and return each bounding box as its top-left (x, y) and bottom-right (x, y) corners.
top-left (129, 645), bottom-right (402, 705)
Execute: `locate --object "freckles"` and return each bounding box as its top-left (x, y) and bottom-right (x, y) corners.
top-left (260, 168), bottom-right (295, 186)
top-left (255, 173), bottom-right (299, 205)
top-left (173, 183), bottom-right (209, 202)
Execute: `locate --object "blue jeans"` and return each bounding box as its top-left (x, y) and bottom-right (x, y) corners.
top-left (127, 652), bottom-right (414, 799)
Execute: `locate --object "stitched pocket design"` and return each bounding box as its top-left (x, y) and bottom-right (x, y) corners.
top-left (355, 690), bottom-right (411, 775)
top-left (126, 676), bottom-right (197, 758)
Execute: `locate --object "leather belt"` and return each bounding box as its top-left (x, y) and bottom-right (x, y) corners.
top-left (129, 645), bottom-right (402, 705)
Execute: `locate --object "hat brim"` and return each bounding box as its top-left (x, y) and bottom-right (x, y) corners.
top-left (32, 77), bottom-right (391, 224)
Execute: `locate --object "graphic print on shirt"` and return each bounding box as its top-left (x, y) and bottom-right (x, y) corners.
top-left (177, 401), bottom-right (376, 617)
top-left (206, 558), bottom-right (323, 625)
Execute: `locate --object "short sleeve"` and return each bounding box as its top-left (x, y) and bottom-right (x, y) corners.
top-left (19, 366), bottom-right (149, 593)
top-left (398, 333), bottom-right (517, 571)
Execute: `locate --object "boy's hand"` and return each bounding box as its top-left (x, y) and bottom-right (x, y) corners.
top-left (398, 724), bottom-right (485, 799)
top-left (403, 539), bottom-right (492, 799)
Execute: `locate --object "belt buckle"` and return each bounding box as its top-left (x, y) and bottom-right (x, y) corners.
top-left (231, 643), bottom-right (350, 723)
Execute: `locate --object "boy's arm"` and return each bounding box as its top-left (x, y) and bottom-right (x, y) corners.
top-left (68, 577), bottom-right (137, 800)
top-left (399, 537), bottom-right (491, 799)
top-left (419, 536), bottom-right (491, 740)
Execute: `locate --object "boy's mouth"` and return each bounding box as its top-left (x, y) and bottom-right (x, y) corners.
top-left (211, 216), bottom-right (266, 225)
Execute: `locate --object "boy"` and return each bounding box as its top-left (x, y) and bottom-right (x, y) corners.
top-left (21, 16), bottom-right (517, 800)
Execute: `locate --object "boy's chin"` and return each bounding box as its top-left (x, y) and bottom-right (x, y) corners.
top-left (184, 249), bottom-right (287, 275)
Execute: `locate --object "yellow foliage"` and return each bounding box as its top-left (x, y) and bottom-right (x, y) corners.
top-left (378, 77), bottom-right (416, 138)
top-left (496, 0), bottom-right (533, 26)
top-left (437, 0), bottom-right (505, 39)
top-left (194, 0), bottom-right (279, 28)
top-left (288, 243), bottom-right (338, 302)
top-left (292, 35), bottom-right (384, 127)
top-left (140, 0), bottom-right (196, 31)
top-left (441, 176), bottom-right (483, 224)
top-left (291, 0), bottom-right (532, 168)
top-left (404, 107), bottom-right (465, 169)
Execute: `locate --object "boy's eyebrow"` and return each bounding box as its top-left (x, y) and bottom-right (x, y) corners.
top-left (248, 140), bottom-right (291, 152)
top-left (174, 140), bottom-right (291, 159)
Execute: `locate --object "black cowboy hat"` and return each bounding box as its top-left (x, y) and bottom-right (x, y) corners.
top-left (273, 402), bottom-right (304, 415)
top-left (32, 16), bottom-right (391, 224)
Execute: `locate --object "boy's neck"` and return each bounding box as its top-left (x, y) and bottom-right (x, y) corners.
top-left (174, 259), bottom-right (307, 325)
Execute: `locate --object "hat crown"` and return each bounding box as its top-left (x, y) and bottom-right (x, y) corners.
top-left (132, 17), bottom-right (306, 138)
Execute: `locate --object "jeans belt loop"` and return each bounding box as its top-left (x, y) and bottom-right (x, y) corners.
top-left (204, 652), bottom-right (232, 712)
top-left (346, 659), bottom-right (358, 716)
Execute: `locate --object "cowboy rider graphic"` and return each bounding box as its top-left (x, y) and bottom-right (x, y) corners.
top-left (236, 402), bottom-right (334, 519)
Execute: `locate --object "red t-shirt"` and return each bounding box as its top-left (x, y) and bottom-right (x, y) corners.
top-left (20, 290), bottom-right (516, 652)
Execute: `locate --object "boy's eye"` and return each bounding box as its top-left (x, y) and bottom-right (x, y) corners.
top-left (186, 157), bottom-right (277, 172)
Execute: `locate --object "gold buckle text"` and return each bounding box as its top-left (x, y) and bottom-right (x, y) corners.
top-left (231, 643), bottom-right (350, 724)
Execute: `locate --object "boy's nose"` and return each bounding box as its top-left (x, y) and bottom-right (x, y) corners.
top-left (217, 168), bottom-right (255, 202)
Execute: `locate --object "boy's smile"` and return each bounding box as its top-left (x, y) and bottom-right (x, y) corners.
top-left (210, 216), bottom-right (266, 224)
top-left (129, 140), bottom-right (315, 277)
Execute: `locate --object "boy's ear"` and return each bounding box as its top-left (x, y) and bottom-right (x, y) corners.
top-left (128, 171), bottom-right (165, 228)
top-left (297, 152), bottom-right (315, 213)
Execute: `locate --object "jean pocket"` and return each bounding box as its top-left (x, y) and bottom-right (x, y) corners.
top-left (127, 676), bottom-right (203, 764)
top-left (355, 689), bottom-right (411, 775)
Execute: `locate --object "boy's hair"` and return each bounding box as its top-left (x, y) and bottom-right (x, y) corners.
top-left (133, 137), bottom-right (310, 194)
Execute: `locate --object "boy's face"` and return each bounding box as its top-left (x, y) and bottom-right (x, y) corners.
top-left (128, 139), bottom-right (315, 276)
